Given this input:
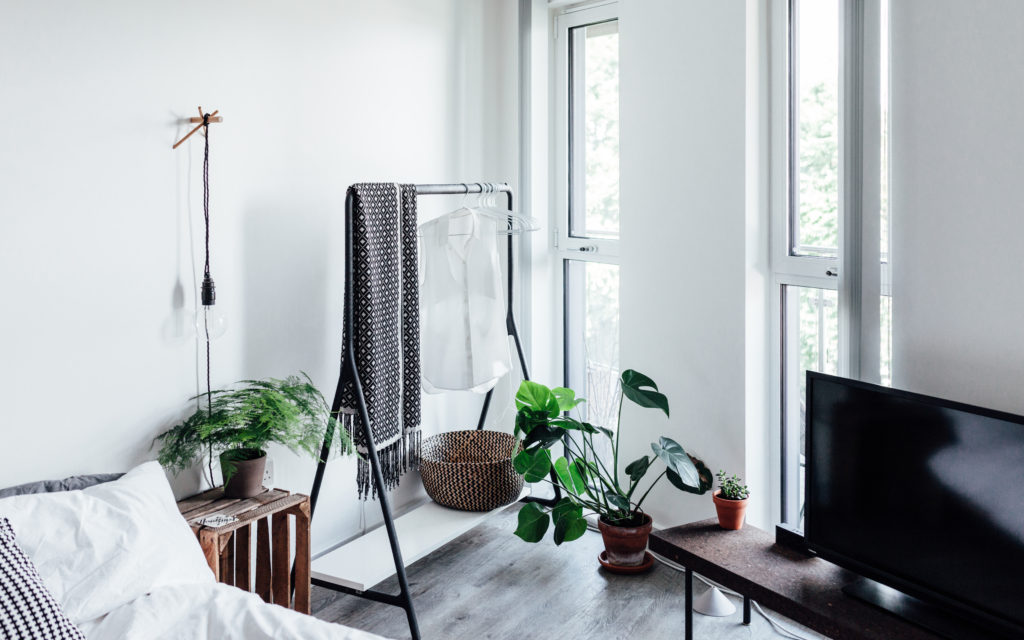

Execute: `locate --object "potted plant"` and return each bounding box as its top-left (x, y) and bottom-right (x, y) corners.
top-left (511, 370), bottom-right (713, 568)
top-left (156, 373), bottom-right (350, 498)
top-left (712, 470), bottom-right (750, 530)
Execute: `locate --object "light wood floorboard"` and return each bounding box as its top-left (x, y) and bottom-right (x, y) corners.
top-left (312, 503), bottom-right (828, 640)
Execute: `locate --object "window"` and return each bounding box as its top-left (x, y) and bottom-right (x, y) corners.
top-left (556, 3), bottom-right (620, 431)
top-left (773, 0), bottom-right (891, 527)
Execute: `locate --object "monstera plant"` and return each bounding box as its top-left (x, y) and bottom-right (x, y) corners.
top-left (512, 370), bottom-right (713, 568)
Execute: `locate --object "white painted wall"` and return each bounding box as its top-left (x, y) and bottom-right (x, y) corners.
top-left (618, 0), bottom-right (769, 529)
top-left (0, 0), bottom-right (517, 553)
top-left (890, 1), bottom-right (1024, 414)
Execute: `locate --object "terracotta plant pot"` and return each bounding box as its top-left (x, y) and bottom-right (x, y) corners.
top-left (598, 513), bottom-right (653, 566)
top-left (713, 490), bottom-right (748, 530)
top-left (220, 448), bottom-right (267, 499)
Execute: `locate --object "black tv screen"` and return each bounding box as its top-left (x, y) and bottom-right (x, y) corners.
top-left (805, 372), bottom-right (1024, 634)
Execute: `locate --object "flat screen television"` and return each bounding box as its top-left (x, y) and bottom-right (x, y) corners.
top-left (805, 372), bottom-right (1024, 639)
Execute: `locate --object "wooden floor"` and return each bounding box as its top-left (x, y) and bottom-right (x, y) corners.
top-left (312, 504), bottom-right (827, 640)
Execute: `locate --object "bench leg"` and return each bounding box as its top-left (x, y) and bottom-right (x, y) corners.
top-left (743, 595), bottom-right (751, 625)
top-left (685, 567), bottom-right (693, 640)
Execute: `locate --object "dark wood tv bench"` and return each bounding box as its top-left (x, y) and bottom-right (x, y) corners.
top-left (649, 519), bottom-right (944, 640)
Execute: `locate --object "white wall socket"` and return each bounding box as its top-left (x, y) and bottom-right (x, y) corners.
top-left (262, 456), bottom-right (274, 487)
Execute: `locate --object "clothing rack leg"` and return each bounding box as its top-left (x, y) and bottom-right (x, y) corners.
top-left (476, 390), bottom-right (494, 430)
top-left (348, 356), bottom-right (421, 640)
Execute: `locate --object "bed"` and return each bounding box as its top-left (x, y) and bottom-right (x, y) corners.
top-left (0, 461), bottom-right (386, 640)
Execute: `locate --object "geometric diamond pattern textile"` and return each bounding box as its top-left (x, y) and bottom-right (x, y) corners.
top-left (341, 183), bottom-right (421, 499)
top-left (0, 518), bottom-right (86, 640)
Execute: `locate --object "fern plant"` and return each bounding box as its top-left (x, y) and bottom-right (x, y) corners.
top-left (156, 373), bottom-right (350, 484)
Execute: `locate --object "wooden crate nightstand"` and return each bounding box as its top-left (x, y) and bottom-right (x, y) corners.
top-left (177, 488), bottom-right (311, 614)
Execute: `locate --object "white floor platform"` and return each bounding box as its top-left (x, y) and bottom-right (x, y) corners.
top-left (312, 489), bottom-right (531, 592)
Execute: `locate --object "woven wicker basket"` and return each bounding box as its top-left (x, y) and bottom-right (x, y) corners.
top-left (419, 430), bottom-right (524, 512)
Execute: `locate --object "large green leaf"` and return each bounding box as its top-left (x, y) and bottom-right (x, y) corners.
top-left (651, 437), bottom-right (701, 490)
top-left (551, 498), bottom-right (587, 545)
top-left (568, 459), bottom-right (587, 494)
top-left (620, 369), bottom-right (670, 418)
top-left (513, 448), bottom-right (552, 483)
top-left (553, 457), bottom-right (574, 492)
top-left (521, 423), bottom-right (564, 450)
top-left (553, 513), bottom-right (588, 545)
top-left (551, 497), bottom-right (581, 524)
top-left (516, 381), bottom-right (560, 417)
top-left (666, 463), bottom-right (712, 495)
top-left (553, 457), bottom-right (587, 494)
top-left (606, 493), bottom-right (631, 512)
top-left (514, 503), bottom-right (550, 543)
top-left (552, 387), bottom-right (585, 412)
top-left (549, 417), bottom-right (588, 431)
top-left (624, 455), bottom-right (652, 482)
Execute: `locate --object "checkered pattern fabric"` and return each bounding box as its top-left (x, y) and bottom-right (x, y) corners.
top-left (341, 183), bottom-right (422, 499)
top-left (0, 518), bottom-right (84, 639)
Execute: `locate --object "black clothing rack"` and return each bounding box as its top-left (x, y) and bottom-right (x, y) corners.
top-left (306, 183), bottom-right (559, 640)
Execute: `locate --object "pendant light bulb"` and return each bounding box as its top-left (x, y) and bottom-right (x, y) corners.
top-left (196, 274), bottom-right (227, 339)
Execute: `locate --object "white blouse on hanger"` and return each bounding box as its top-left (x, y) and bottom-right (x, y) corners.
top-left (419, 208), bottom-right (511, 394)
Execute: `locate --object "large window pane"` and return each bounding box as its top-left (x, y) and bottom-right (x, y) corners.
top-left (565, 261), bottom-right (620, 431)
top-left (569, 20), bottom-right (619, 240)
top-left (783, 285), bottom-right (839, 526)
top-left (792, 0), bottom-right (839, 257)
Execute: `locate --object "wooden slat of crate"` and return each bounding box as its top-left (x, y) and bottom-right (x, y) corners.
top-left (179, 488), bottom-right (289, 524)
top-left (256, 518), bottom-right (272, 602)
top-left (176, 488), bottom-right (224, 515)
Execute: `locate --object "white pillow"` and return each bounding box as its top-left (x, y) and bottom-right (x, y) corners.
top-left (0, 461), bottom-right (214, 624)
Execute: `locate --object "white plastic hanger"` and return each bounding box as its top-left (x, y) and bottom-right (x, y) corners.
top-left (470, 183), bottom-right (540, 235)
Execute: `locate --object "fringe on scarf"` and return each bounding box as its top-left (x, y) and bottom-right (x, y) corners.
top-left (348, 411), bottom-right (422, 500)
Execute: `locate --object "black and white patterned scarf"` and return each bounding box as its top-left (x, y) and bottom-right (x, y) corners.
top-left (341, 183), bottom-right (421, 499)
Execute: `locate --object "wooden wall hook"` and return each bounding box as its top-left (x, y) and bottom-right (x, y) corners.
top-left (172, 107), bottom-right (223, 149)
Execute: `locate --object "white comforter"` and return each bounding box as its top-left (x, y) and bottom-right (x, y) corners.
top-left (78, 582), bottom-right (384, 640)
top-left (0, 462), bottom-right (390, 640)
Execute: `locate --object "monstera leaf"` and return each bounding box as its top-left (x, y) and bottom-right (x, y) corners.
top-left (516, 381), bottom-right (560, 417)
top-left (651, 436), bottom-right (702, 492)
top-left (513, 448), bottom-right (552, 483)
top-left (514, 502), bottom-right (550, 543)
top-left (665, 454), bottom-right (714, 495)
top-left (552, 387), bottom-right (585, 412)
top-left (551, 498), bottom-right (587, 545)
top-left (624, 455), bottom-right (652, 483)
top-left (621, 370), bottom-right (670, 418)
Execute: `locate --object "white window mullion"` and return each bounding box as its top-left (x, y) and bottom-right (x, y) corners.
top-left (839, 0), bottom-right (883, 384)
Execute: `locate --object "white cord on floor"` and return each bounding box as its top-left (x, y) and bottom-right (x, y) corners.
top-left (649, 551), bottom-right (816, 640)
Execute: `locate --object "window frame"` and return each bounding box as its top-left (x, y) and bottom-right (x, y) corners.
top-left (553, 1), bottom-right (621, 417)
top-left (770, 0), bottom-right (888, 527)
top-left (553, 2), bottom-right (621, 259)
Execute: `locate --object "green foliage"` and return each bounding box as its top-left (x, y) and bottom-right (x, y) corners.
top-left (155, 373), bottom-right (350, 481)
top-left (798, 81), bottom-right (839, 254)
top-left (512, 369), bottom-right (713, 545)
top-left (716, 470), bottom-right (750, 501)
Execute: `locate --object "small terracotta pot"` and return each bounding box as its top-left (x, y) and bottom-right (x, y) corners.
top-left (598, 513), bottom-right (652, 566)
top-left (220, 449), bottom-right (267, 499)
top-left (713, 490), bottom-right (748, 530)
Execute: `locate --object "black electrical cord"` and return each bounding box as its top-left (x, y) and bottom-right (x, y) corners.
top-left (201, 113), bottom-right (213, 417)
